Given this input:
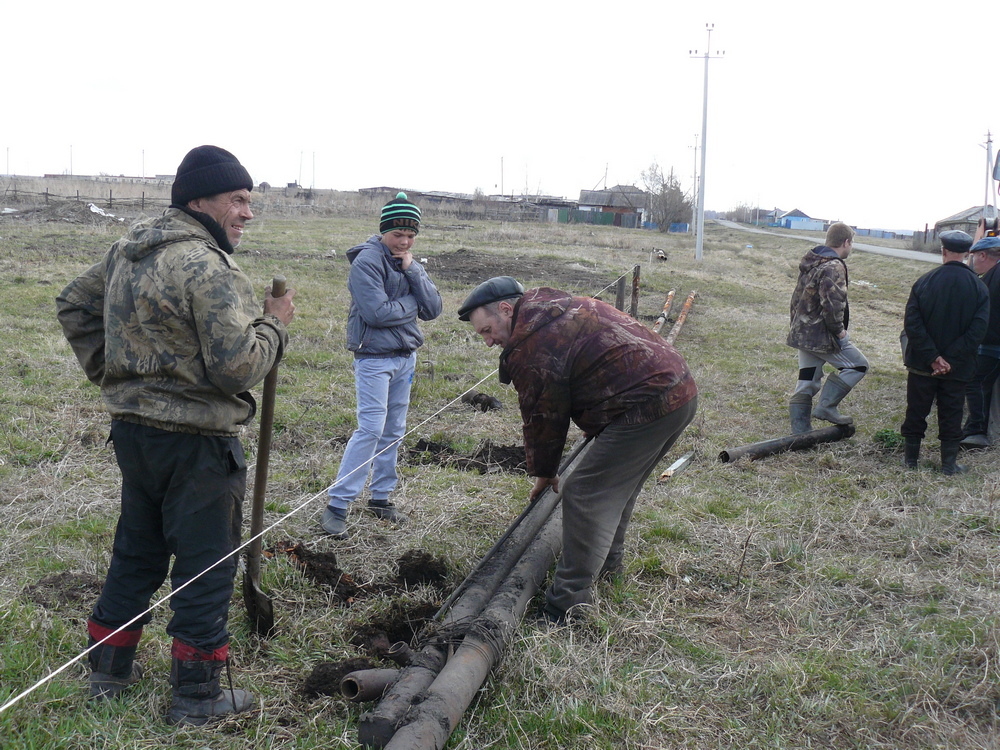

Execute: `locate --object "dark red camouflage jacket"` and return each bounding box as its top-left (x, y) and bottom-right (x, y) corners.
top-left (499, 288), bottom-right (697, 477)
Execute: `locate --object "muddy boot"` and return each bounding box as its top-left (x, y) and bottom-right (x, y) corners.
top-left (940, 441), bottom-right (967, 476)
top-left (903, 437), bottom-right (920, 469)
top-left (367, 498), bottom-right (408, 524)
top-left (789, 394), bottom-right (813, 435)
top-left (87, 629), bottom-right (143, 701)
top-left (320, 506), bottom-right (348, 538)
top-left (812, 374), bottom-right (854, 425)
top-left (166, 645), bottom-right (255, 727)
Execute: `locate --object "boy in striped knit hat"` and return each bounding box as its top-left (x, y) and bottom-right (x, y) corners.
top-left (321, 192), bottom-right (442, 537)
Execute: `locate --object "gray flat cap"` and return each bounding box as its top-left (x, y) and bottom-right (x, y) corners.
top-left (457, 276), bottom-right (525, 321)
top-left (940, 229), bottom-right (974, 253)
top-left (972, 235), bottom-right (1000, 252)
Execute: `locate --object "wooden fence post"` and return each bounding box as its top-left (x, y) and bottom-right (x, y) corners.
top-left (630, 264), bottom-right (640, 318)
top-left (615, 276), bottom-right (627, 311)
top-left (108, 190), bottom-right (113, 209)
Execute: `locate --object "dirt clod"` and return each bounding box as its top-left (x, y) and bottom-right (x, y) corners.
top-left (348, 601), bottom-right (439, 656)
top-left (461, 390), bottom-right (503, 412)
top-left (24, 572), bottom-right (103, 610)
top-left (409, 438), bottom-right (526, 474)
top-left (269, 540), bottom-right (364, 601)
top-left (397, 550), bottom-right (450, 588)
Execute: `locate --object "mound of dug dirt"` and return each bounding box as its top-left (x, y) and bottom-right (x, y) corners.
top-left (409, 438), bottom-right (526, 474)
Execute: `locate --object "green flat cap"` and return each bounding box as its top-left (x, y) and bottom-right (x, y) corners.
top-left (457, 276), bottom-right (525, 321)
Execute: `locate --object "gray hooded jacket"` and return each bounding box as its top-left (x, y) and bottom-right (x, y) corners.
top-left (345, 236), bottom-right (442, 358)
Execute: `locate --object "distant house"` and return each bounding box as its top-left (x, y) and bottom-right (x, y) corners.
top-left (935, 206), bottom-right (987, 237)
top-left (576, 185), bottom-right (646, 228)
top-left (778, 208), bottom-right (825, 232)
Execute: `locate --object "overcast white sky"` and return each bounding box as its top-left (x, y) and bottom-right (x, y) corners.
top-left (5, 1), bottom-right (998, 231)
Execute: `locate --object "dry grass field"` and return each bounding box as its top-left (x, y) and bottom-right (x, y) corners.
top-left (1, 199), bottom-right (999, 749)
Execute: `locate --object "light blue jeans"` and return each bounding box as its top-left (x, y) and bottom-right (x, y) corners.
top-left (327, 354), bottom-right (415, 511)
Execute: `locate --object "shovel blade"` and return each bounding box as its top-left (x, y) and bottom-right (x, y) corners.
top-left (243, 572), bottom-right (276, 637)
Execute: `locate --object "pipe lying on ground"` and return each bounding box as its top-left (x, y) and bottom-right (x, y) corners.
top-left (384, 506), bottom-right (564, 750)
top-left (664, 290), bottom-right (696, 345)
top-left (386, 642), bottom-right (414, 667)
top-left (650, 290), bottom-right (675, 334)
top-left (718, 423), bottom-right (855, 463)
top-left (341, 669), bottom-right (401, 703)
top-left (358, 438), bottom-right (594, 748)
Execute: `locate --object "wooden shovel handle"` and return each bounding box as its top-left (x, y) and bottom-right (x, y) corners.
top-left (247, 276), bottom-right (286, 574)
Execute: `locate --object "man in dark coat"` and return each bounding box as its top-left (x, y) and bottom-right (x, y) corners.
top-left (458, 277), bottom-right (697, 623)
top-left (961, 234), bottom-right (1000, 447)
top-left (786, 222), bottom-right (869, 434)
top-left (902, 230), bottom-right (989, 474)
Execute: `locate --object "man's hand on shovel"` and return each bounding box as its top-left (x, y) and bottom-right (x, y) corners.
top-left (264, 281), bottom-right (296, 325)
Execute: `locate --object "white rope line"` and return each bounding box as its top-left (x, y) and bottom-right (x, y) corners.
top-left (3, 264), bottom-right (640, 714)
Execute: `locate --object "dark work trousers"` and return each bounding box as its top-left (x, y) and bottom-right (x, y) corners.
top-left (901, 373), bottom-right (966, 442)
top-left (90, 420), bottom-right (246, 653)
top-left (545, 395), bottom-right (697, 618)
top-left (963, 355), bottom-right (1000, 437)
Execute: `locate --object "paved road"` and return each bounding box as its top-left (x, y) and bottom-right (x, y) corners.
top-left (715, 220), bottom-right (938, 264)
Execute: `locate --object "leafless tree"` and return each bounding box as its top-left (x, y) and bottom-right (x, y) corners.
top-left (641, 162), bottom-right (692, 232)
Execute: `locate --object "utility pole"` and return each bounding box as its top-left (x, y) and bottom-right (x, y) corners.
top-left (690, 23), bottom-right (724, 261)
top-left (689, 134), bottom-right (698, 235)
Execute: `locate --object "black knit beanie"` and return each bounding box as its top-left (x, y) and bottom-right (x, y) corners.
top-left (171, 145), bottom-right (254, 205)
top-left (379, 192), bottom-right (421, 234)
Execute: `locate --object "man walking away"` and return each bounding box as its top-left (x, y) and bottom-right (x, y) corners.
top-left (786, 222), bottom-right (868, 434)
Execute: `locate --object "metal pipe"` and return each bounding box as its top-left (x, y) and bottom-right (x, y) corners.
top-left (359, 439), bottom-right (594, 748)
top-left (650, 290), bottom-right (675, 334)
top-left (386, 642), bottom-right (414, 667)
top-left (384, 506), bottom-right (564, 750)
top-left (718, 424), bottom-right (855, 463)
top-left (665, 290), bottom-right (696, 345)
top-left (341, 669), bottom-right (401, 703)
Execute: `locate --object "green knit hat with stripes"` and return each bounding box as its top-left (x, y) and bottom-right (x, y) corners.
top-left (380, 192), bottom-right (421, 234)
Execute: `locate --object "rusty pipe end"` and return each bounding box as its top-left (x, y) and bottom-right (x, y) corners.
top-left (340, 668), bottom-right (400, 703)
top-left (387, 641), bottom-right (414, 667)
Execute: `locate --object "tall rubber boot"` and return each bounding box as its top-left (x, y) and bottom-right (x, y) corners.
top-left (940, 441), bottom-right (968, 476)
top-left (789, 394), bottom-right (813, 435)
top-left (166, 642), bottom-right (255, 726)
top-left (87, 621), bottom-right (143, 701)
top-left (812, 374), bottom-right (854, 425)
top-left (903, 437), bottom-right (920, 469)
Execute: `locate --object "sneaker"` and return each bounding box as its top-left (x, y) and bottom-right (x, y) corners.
top-left (320, 506), bottom-right (348, 538)
top-left (367, 499), bottom-right (409, 524)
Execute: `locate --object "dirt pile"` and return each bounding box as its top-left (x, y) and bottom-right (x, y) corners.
top-left (409, 438), bottom-right (526, 474)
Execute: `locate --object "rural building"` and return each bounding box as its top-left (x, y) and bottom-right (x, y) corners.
top-left (934, 206), bottom-right (988, 237)
top-left (775, 208), bottom-right (824, 232)
top-left (574, 185), bottom-right (646, 228)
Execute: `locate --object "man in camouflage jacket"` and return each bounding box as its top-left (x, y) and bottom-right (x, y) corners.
top-left (786, 221), bottom-right (868, 433)
top-left (459, 279), bottom-right (697, 623)
top-left (56, 146), bottom-right (295, 725)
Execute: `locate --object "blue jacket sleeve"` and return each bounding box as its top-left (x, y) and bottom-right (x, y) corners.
top-left (349, 250), bottom-right (418, 328)
top-left (403, 261), bottom-right (443, 321)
